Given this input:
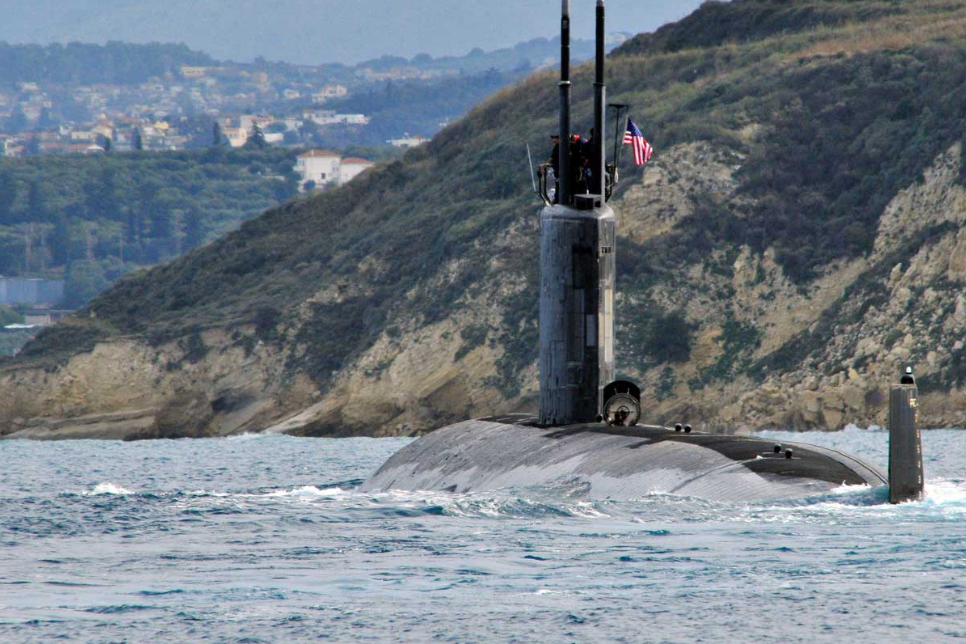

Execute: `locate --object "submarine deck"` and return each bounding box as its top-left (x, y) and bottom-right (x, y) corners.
top-left (361, 415), bottom-right (887, 502)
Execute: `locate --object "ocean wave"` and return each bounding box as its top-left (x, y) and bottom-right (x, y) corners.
top-left (923, 480), bottom-right (966, 508)
top-left (351, 487), bottom-right (615, 520)
top-left (81, 483), bottom-right (135, 496)
top-left (226, 432), bottom-right (275, 441)
top-left (264, 485), bottom-right (351, 499)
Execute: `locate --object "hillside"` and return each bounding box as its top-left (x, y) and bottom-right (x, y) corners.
top-left (0, 149), bottom-right (299, 308)
top-left (5, 0), bottom-right (966, 439)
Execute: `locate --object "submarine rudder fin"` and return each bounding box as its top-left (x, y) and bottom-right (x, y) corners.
top-left (889, 367), bottom-right (925, 503)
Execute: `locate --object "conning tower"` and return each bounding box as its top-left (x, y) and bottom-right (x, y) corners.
top-left (539, 0), bottom-right (617, 426)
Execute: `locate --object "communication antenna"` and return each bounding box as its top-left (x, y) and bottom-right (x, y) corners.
top-left (609, 103), bottom-right (628, 167)
top-left (591, 0), bottom-right (607, 197)
top-left (558, 0), bottom-right (572, 205)
top-left (609, 103), bottom-right (629, 177)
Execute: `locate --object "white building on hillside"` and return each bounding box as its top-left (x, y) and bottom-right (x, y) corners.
top-left (389, 134), bottom-right (429, 148)
top-left (312, 84), bottom-right (348, 103)
top-left (222, 127), bottom-right (249, 148)
top-left (295, 150), bottom-right (342, 190)
top-left (295, 151), bottom-right (374, 191)
top-left (239, 114), bottom-right (274, 132)
top-left (339, 157), bottom-right (375, 184)
top-left (302, 110), bottom-right (370, 127)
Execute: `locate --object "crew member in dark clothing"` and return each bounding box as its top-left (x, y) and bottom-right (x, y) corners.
top-left (570, 133), bottom-right (590, 194)
top-left (549, 134), bottom-right (560, 179)
top-left (543, 133), bottom-right (589, 203)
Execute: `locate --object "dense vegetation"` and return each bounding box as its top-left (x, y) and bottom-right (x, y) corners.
top-left (316, 69), bottom-right (529, 146)
top-left (612, 44), bottom-right (966, 282)
top-left (17, 0), bottom-right (966, 396)
top-left (0, 42), bottom-right (214, 87)
top-left (357, 35), bottom-right (611, 76)
top-left (0, 148), bottom-right (299, 306)
top-left (617, 0), bottom-right (904, 56)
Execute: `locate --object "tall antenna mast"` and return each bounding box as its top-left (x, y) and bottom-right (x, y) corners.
top-left (592, 0), bottom-right (606, 196)
top-left (558, 0), bottom-right (572, 205)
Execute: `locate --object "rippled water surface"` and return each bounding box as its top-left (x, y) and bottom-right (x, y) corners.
top-left (2, 428), bottom-right (966, 643)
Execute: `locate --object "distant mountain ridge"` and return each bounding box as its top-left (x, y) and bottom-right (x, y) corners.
top-left (0, 0), bottom-right (701, 65)
top-left (0, 35), bottom-right (628, 88)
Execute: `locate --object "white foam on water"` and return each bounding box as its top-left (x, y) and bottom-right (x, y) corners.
top-left (226, 433), bottom-right (269, 441)
top-left (923, 480), bottom-right (966, 507)
top-left (188, 490), bottom-right (231, 498)
top-left (83, 483), bottom-right (135, 496)
top-left (828, 482), bottom-right (874, 495)
top-left (264, 485), bottom-right (349, 499)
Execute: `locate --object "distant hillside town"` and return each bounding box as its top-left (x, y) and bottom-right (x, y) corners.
top-left (0, 71), bottom-right (373, 156)
top-left (0, 35), bottom-right (628, 156)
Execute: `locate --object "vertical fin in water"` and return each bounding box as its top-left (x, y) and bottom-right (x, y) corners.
top-left (889, 369), bottom-right (924, 503)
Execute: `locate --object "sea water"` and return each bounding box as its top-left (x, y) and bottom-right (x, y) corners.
top-left (1, 427), bottom-right (965, 643)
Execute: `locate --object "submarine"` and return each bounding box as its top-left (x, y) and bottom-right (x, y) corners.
top-left (362, 1), bottom-right (924, 505)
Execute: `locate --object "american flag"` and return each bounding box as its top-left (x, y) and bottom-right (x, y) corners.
top-left (623, 118), bottom-right (653, 166)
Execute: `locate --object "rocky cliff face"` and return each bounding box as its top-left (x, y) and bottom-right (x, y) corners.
top-left (626, 142), bottom-right (966, 433)
top-left (5, 139), bottom-right (966, 439)
top-left (4, 0), bottom-right (966, 439)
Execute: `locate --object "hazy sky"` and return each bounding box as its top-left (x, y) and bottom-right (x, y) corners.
top-left (0, 0), bottom-right (707, 64)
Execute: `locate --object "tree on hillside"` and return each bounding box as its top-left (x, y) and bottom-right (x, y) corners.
top-left (6, 106), bottom-right (28, 134)
top-left (245, 123), bottom-right (268, 149)
top-left (64, 260), bottom-right (108, 309)
top-left (133, 128), bottom-right (144, 151)
top-left (147, 190), bottom-right (181, 259)
top-left (212, 122), bottom-right (227, 147)
top-left (84, 167), bottom-right (122, 220)
top-left (183, 207), bottom-right (206, 250)
top-left (24, 182), bottom-right (50, 272)
top-left (25, 136), bottom-right (41, 156)
top-left (49, 213), bottom-right (71, 266)
top-left (0, 171), bottom-right (16, 222)
top-left (37, 107), bottom-right (56, 129)
top-left (26, 181), bottom-right (48, 222)
top-left (150, 207), bottom-right (176, 243)
top-left (136, 177), bottom-right (162, 208)
top-left (125, 208), bottom-right (143, 247)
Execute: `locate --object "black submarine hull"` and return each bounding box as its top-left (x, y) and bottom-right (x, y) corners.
top-left (360, 415), bottom-right (887, 502)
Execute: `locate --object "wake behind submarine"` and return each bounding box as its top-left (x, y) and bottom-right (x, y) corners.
top-left (362, 1), bottom-right (924, 505)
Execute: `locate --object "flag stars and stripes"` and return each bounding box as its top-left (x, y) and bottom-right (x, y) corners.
top-left (623, 118), bottom-right (653, 166)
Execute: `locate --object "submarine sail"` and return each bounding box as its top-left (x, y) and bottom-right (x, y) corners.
top-left (539, 0), bottom-right (616, 426)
